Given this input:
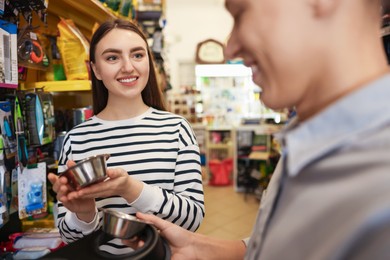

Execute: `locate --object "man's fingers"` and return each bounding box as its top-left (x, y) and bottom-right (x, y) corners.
top-left (136, 212), bottom-right (170, 231)
top-left (121, 236), bottom-right (145, 249)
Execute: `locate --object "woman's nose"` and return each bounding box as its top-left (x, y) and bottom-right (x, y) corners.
top-left (121, 58), bottom-right (134, 72)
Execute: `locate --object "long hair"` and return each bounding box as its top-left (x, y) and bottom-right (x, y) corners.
top-left (89, 19), bottom-right (166, 115)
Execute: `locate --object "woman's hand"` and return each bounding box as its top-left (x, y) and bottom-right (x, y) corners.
top-left (48, 160), bottom-right (96, 222)
top-left (71, 167), bottom-right (144, 203)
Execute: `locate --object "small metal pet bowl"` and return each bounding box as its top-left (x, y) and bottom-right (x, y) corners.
top-left (102, 209), bottom-right (147, 239)
top-left (59, 154), bottom-right (110, 190)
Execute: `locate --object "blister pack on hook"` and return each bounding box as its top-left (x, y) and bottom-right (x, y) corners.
top-left (17, 25), bottom-right (49, 70)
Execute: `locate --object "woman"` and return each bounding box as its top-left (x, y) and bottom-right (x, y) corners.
top-left (48, 19), bottom-right (204, 255)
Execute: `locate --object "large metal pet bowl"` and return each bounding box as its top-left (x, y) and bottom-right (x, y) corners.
top-left (102, 209), bottom-right (147, 239)
top-left (59, 154), bottom-right (110, 190)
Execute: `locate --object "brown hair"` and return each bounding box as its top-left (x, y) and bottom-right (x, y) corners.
top-left (89, 19), bottom-right (166, 115)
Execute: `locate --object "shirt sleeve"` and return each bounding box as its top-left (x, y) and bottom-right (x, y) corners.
top-left (130, 119), bottom-right (205, 232)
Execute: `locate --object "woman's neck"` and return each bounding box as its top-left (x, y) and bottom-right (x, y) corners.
top-left (97, 97), bottom-right (150, 120)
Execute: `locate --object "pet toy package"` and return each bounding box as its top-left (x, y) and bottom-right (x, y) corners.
top-left (17, 162), bottom-right (47, 219)
top-left (17, 25), bottom-right (49, 71)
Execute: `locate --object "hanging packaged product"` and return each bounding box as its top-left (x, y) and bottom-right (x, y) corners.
top-left (13, 95), bottom-right (29, 167)
top-left (24, 91), bottom-right (55, 146)
top-left (0, 19), bottom-right (18, 87)
top-left (18, 162), bottom-right (47, 219)
top-left (17, 25), bottom-right (49, 70)
top-left (0, 101), bottom-right (17, 158)
top-left (0, 136), bottom-right (10, 228)
top-left (119, 0), bottom-right (135, 18)
top-left (38, 34), bottom-right (66, 81)
top-left (57, 18), bottom-right (90, 80)
top-left (105, 0), bottom-right (121, 11)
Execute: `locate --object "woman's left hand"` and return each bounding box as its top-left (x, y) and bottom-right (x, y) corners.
top-left (71, 167), bottom-right (144, 203)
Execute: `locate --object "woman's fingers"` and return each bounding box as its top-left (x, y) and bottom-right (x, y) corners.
top-left (66, 160), bottom-right (76, 168)
top-left (47, 173), bottom-right (58, 185)
top-left (106, 167), bottom-right (127, 178)
top-left (48, 173), bottom-right (60, 193)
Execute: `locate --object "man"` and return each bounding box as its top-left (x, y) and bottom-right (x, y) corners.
top-left (138, 0), bottom-right (390, 259)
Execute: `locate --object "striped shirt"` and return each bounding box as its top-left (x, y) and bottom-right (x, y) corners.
top-left (56, 107), bottom-right (204, 253)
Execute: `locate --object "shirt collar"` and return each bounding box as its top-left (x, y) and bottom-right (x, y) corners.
top-left (275, 74), bottom-right (390, 177)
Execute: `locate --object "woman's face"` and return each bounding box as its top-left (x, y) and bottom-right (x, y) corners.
top-left (91, 28), bottom-right (150, 103)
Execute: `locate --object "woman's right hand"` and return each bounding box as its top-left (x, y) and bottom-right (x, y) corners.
top-left (48, 160), bottom-right (96, 221)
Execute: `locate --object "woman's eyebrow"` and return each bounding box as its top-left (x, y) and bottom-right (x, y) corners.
top-left (101, 48), bottom-right (121, 55)
top-left (130, 46), bottom-right (146, 52)
top-left (101, 46), bottom-right (146, 55)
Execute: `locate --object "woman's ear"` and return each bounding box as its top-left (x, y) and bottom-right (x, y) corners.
top-left (90, 61), bottom-right (102, 80)
top-left (309, 0), bottom-right (341, 17)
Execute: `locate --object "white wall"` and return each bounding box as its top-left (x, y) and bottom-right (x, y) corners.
top-left (164, 0), bottom-right (233, 89)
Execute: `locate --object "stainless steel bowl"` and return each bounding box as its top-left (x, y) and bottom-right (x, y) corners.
top-left (59, 154), bottom-right (110, 190)
top-left (101, 209), bottom-right (147, 239)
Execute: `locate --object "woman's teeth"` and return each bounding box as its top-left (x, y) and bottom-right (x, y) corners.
top-left (119, 78), bottom-right (136, 83)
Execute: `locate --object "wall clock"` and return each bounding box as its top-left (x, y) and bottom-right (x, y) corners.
top-left (195, 39), bottom-right (225, 64)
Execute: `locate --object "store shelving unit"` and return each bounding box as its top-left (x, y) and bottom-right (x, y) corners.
top-left (0, 1), bottom-right (122, 240)
top-left (20, 80), bottom-right (91, 92)
top-left (194, 63), bottom-right (283, 187)
top-left (204, 127), bottom-right (235, 185)
top-left (234, 124), bottom-right (281, 193)
top-left (45, 0), bottom-right (117, 39)
top-left (0, 83), bottom-right (17, 89)
top-left (195, 64), bottom-right (261, 127)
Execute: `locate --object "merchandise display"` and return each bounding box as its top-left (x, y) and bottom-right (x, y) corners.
top-left (195, 64), bottom-right (282, 127)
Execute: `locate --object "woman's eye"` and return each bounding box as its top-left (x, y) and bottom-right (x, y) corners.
top-left (133, 53), bottom-right (144, 59)
top-left (106, 55), bottom-right (118, 61)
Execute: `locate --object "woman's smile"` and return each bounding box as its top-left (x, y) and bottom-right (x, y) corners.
top-left (118, 76), bottom-right (138, 86)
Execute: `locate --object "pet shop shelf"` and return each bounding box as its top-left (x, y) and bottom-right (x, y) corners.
top-left (46, 0), bottom-right (117, 39)
top-left (20, 80), bottom-right (91, 92)
top-left (0, 83), bottom-right (17, 89)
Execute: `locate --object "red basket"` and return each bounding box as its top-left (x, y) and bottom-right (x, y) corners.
top-left (208, 158), bottom-right (233, 186)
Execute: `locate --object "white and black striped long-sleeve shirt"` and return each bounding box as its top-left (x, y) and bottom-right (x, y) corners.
top-left (56, 108), bottom-right (204, 251)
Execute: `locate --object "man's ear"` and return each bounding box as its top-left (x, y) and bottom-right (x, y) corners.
top-left (90, 61), bottom-right (102, 80)
top-left (309, 0), bottom-right (341, 17)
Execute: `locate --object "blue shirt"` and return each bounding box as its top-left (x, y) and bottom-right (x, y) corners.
top-left (246, 74), bottom-right (390, 259)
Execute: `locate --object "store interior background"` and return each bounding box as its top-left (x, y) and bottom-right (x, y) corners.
top-left (0, 0), bottom-right (286, 254)
top-left (164, 0), bottom-right (232, 89)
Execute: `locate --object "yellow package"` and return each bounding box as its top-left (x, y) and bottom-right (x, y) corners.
top-left (57, 18), bottom-right (90, 80)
